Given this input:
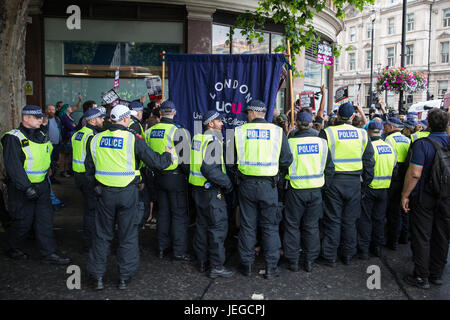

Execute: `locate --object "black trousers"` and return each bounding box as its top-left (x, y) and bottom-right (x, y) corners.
top-left (238, 179), bottom-right (282, 268)
top-left (321, 175), bottom-right (361, 261)
top-left (283, 187), bottom-right (322, 263)
top-left (409, 193), bottom-right (450, 279)
top-left (6, 180), bottom-right (57, 257)
top-left (87, 184), bottom-right (142, 280)
top-left (155, 173), bottom-right (189, 256)
top-left (0, 190), bottom-right (10, 228)
top-left (74, 173), bottom-right (96, 250)
top-left (357, 187), bottom-right (388, 252)
top-left (192, 188), bottom-right (228, 267)
top-left (386, 167), bottom-right (408, 244)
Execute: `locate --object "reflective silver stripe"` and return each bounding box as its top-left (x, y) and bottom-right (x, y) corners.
top-left (235, 126), bottom-right (245, 165)
top-left (324, 127), bottom-right (335, 161)
top-left (73, 159), bottom-right (84, 165)
top-left (411, 133), bottom-right (417, 143)
top-left (90, 134), bottom-right (101, 168)
top-left (288, 141), bottom-right (297, 177)
top-left (80, 132), bottom-right (94, 163)
top-left (385, 137), bottom-right (393, 147)
top-left (95, 170), bottom-right (135, 176)
top-left (240, 161), bottom-right (278, 166)
top-left (319, 138), bottom-right (328, 174)
top-left (271, 126), bottom-right (282, 164)
top-left (126, 132), bottom-right (134, 171)
top-left (360, 129), bottom-right (367, 158)
top-left (290, 173), bottom-right (324, 180)
top-left (372, 176), bottom-right (392, 180)
top-left (202, 136), bottom-right (214, 155)
top-left (26, 169), bottom-right (48, 175)
top-left (166, 125), bottom-right (177, 148)
top-left (189, 170), bottom-right (204, 178)
top-left (393, 147), bottom-right (398, 167)
top-left (333, 158), bottom-right (362, 163)
top-left (9, 130), bottom-right (33, 171)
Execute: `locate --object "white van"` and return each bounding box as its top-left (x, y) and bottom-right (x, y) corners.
top-left (407, 99), bottom-right (443, 120)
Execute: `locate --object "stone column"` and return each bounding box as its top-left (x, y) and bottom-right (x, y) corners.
top-left (186, 5), bottom-right (216, 54)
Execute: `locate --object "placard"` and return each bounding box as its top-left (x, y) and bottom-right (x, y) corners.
top-left (102, 89), bottom-right (120, 106)
top-left (25, 81), bottom-right (33, 96)
top-left (317, 43), bottom-right (333, 66)
top-left (298, 91), bottom-right (316, 110)
top-left (444, 92), bottom-right (450, 109)
top-left (146, 76), bottom-right (162, 101)
top-left (335, 86), bottom-right (349, 103)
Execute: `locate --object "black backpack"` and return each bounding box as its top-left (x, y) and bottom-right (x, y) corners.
top-left (424, 137), bottom-right (450, 199)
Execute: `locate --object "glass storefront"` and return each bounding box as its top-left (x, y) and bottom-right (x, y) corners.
top-left (44, 18), bottom-right (184, 116)
top-left (303, 58), bottom-right (329, 111)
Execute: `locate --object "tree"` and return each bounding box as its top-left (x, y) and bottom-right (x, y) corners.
top-left (228, 0), bottom-right (374, 75)
top-left (0, 0), bottom-right (30, 174)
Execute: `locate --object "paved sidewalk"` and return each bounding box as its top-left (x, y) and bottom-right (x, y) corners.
top-left (0, 177), bottom-right (448, 300)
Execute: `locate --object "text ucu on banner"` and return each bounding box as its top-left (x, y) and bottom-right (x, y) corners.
top-left (209, 79), bottom-right (254, 115)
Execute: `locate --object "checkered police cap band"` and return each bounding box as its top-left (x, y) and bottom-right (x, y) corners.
top-left (111, 110), bottom-right (131, 121)
top-left (203, 112), bottom-right (221, 125)
top-left (247, 105), bottom-right (267, 112)
top-left (22, 109), bottom-right (43, 115)
top-left (85, 112), bottom-right (102, 121)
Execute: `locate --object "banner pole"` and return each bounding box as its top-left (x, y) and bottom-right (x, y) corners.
top-left (162, 51), bottom-right (166, 101)
top-left (287, 40), bottom-right (294, 125)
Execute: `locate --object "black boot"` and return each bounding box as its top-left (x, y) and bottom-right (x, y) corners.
top-left (95, 277), bottom-right (104, 291)
top-left (118, 279), bottom-right (128, 290)
top-left (239, 264), bottom-right (252, 277)
top-left (208, 266), bottom-right (235, 279)
top-left (304, 260), bottom-right (313, 273)
top-left (264, 266), bottom-right (282, 280)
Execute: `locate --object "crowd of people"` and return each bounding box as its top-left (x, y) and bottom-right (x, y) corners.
top-left (1, 90), bottom-right (449, 291)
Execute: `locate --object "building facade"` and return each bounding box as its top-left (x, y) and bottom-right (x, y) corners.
top-left (25, 0), bottom-right (343, 116)
top-left (334, 0), bottom-right (450, 110)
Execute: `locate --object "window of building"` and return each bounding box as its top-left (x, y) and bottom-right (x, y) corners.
top-left (365, 83), bottom-right (371, 107)
top-left (232, 28), bottom-right (270, 54)
top-left (444, 9), bottom-right (450, 27)
top-left (407, 95), bottom-right (413, 104)
top-left (406, 45), bottom-right (414, 65)
top-left (387, 47), bottom-right (395, 66)
top-left (367, 24), bottom-right (373, 39)
top-left (335, 56), bottom-right (339, 71)
top-left (212, 24), bottom-right (281, 54)
top-left (407, 14), bottom-right (414, 31)
top-left (350, 27), bottom-right (356, 42)
top-left (212, 24), bottom-right (231, 54)
top-left (349, 53), bottom-right (356, 70)
top-left (441, 42), bottom-right (449, 63)
top-left (44, 18), bottom-right (184, 109)
top-left (438, 80), bottom-right (448, 98)
top-left (366, 50), bottom-right (372, 69)
top-left (388, 18), bottom-right (395, 35)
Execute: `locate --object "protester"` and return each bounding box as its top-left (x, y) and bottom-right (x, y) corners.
top-left (401, 108), bottom-right (450, 289)
top-left (59, 101), bottom-right (81, 177)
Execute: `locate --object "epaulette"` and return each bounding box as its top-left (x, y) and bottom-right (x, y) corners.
top-left (175, 124), bottom-right (183, 128)
top-left (126, 127), bottom-right (143, 139)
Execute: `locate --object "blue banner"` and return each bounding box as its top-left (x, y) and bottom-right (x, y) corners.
top-left (167, 53), bottom-right (285, 134)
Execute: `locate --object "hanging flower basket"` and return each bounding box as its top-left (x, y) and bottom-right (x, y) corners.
top-left (376, 67), bottom-right (427, 94)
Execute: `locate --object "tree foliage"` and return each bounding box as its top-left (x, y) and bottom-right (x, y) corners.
top-left (228, 0), bottom-right (374, 76)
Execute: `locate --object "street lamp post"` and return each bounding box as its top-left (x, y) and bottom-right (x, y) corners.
top-left (399, 0), bottom-right (407, 114)
top-left (368, 12), bottom-right (376, 109)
